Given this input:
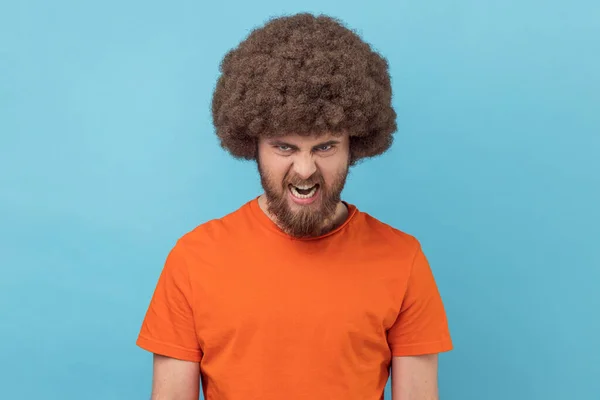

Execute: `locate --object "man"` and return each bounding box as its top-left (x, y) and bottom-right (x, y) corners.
top-left (136, 13), bottom-right (452, 400)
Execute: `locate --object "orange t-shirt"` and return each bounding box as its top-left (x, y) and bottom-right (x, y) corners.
top-left (137, 197), bottom-right (452, 399)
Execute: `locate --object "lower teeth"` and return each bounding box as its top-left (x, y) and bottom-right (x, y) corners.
top-left (291, 185), bottom-right (317, 199)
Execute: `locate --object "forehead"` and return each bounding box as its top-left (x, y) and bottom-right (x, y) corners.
top-left (264, 132), bottom-right (348, 146)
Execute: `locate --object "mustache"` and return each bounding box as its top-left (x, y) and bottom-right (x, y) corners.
top-left (284, 171), bottom-right (324, 187)
top-left (286, 176), bottom-right (323, 187)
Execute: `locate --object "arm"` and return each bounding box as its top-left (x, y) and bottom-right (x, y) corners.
top-left (151, 354), bottom-right (200, 400)
top-left (388, 241), bottom-right (452, 398)
top-left (391, 354), bottom-right (439, 400)
top-left (136, 244), bottom-right (203, 399)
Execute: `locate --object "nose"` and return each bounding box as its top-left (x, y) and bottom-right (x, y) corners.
top-left (292, 152), bottom-right (317, 180)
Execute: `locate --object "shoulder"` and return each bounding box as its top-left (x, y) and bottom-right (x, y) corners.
top-left (349, 205), bottom-right (423, 257)
top-left (171, 199), bottom-right (255, 255)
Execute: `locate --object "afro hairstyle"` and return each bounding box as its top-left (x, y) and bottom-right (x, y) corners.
top-left (211, 13), bottom-right (397, 165)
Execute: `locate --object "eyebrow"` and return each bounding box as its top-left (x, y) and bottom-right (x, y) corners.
top-left (268, 139), bottom-right (341, 149)
top-left (268, 139), bottom-right (297, 148)
top-left (315, 140), bottom-right (341, 147)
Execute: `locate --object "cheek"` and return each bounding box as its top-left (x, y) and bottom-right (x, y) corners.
top-left (271, 170), bottom-right (288, 188)
top-left (319, 157), bottom-right (349, 181)
top-left (260, 157), bottom-right (290, 186)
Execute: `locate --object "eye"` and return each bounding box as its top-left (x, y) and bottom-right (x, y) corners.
top-left (315, 144), bottom-right (333, 152)
top-left (277, 145), bottom-right (292, 152)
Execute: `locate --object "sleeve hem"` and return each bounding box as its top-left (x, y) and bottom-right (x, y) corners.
top-left (390, 338), bottom-right (453, 357)
top-left (136, 335), bottom-right (202, 362)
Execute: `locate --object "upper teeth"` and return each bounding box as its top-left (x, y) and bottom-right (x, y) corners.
top-left (295, 185), bottom-right (314, 189)
top-left (291, 184), bottom-right (318, 199)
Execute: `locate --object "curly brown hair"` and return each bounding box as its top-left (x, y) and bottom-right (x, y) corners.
top-left (211, 13), bottom-right (397, 165)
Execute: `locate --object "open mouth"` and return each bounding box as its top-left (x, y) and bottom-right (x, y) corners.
top-left (289, 184), bottom-right (319, 199)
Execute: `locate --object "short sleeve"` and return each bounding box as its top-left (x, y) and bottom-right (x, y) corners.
top-left (387, 242), bottom-right (453, 357)
top-left (136, 244), bottom-right (202, 362)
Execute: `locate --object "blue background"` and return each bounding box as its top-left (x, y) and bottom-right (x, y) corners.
top-left (1, 0), bottom-right (599, 399)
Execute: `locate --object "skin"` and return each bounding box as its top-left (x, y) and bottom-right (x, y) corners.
top-left (150, 132), bottom-right (440, 399)
top-left (256, 132), bottom-right (351, 236)
top-left (392, 354), bottom-right (440, 399)
top-left (151, 354), bottom-right (199, 399)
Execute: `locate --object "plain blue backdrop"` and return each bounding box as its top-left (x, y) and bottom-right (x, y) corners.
top-left (1, 0), bottom-right (599, 399)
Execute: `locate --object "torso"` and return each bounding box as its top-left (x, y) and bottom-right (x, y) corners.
top-left (177, 198), bottom-right (418, 400)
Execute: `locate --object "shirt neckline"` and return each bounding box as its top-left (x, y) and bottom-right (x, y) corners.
top-left (247, 195), bottom-right (358, 241)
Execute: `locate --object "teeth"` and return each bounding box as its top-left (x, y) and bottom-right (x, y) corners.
top-left (290, 185), bottom-right (318, 199)
top-left (295, 184), bottom-right (314, 190)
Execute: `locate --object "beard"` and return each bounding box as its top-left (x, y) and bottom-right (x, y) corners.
top-left (257, 160), bottom-right (349, 238)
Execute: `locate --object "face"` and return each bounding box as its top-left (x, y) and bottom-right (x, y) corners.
top-left (257, 132), bottom-right (351, 238)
